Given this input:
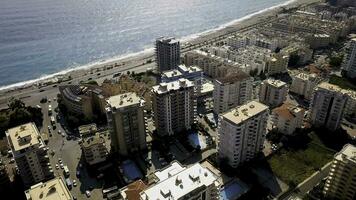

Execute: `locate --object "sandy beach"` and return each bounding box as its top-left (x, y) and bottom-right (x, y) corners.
top-left (0, 0), bottom-right (322, 106)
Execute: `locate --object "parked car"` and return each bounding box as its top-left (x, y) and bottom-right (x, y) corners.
top-left (85, 190), bottom-right (91, 198)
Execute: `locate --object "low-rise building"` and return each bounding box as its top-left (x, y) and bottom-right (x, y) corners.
top-left (80, 132), bottom-right (108, 166)
top-left (78, 123), bottom-right (98, 138)
top-left (323, 144), bottom-right (356, 200)
top-left (270, 103), bottom-right (305, 135)
top-left (6, 123), bottom-right (54, 186)
top-left (265, 54), bottom-right (289, 75)
top-left (140, 161), bottom-right (220, 200)
top-left (259, 79), bottom-right (288, 108)
top-left (218, 101), bottom-right (269, 168)
top-left (25, 177), bottom-right (73, 200)
top-left (213, 71), bottom-right (253, 114)
top-left (119, 180), bottom-right (147, 200)
top-left (281, 42), bottom-right (313, 65)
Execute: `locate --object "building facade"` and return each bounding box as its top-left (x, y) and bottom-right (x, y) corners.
top-left (213, 71), bottom-right (253, 114)
top-left (323, 144), bottom-right (356, 200)
top-left (218, 101), bottom-right (269, 168)
top-left (80, 132), bottom-right (108, 166)
top-left (342, 38), bottom-right (356, 78)
top-left (152, 79), bottom-right (197, 136)
top-left (270, 103), bottom-right (304, 135)
top-left (106, 92), bottom-right (147, 156)
top-left (6, 123), bottom-right (54, 187)
top-left (290, 72), bottom-right (322, 100)
top-left (140, 161), bottom-right (220, 200)
top-left (156, 37), bottom-right (180, 72)
top-left (259, 79), bottom-right (288, 108)
top-left (309, 82), bottom-right (349, 131)
top-left (265, 54), bottom-right (289, 75)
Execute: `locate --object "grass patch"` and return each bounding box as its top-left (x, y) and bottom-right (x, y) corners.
top-left (329, 75), bottom-right (356, 91)
top-left (268, 132), bottom-right (335, 186)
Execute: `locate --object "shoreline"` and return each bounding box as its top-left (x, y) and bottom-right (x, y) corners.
top-left (0, 0), bottom-right (321, 93)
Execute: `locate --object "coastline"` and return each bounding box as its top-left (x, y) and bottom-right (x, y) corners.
top-left (0, 0), bottom-right (321, 93)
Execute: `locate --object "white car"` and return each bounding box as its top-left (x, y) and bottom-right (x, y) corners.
top-left (60, 163), bottom-right (64, 169)
top-left (85, 190), bottom-right (91, 198)
top-left (73, 180), bottom-right (77, 187)
top-left (58, 130), bottom-right (62, 134)
top-left (61, 133), bottom-right (65, 137)
top-left (58, 158), bottom-right (62, 164)
top-left (55, 164), bottom-right (59, 170)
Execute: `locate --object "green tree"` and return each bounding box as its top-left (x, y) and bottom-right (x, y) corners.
top-left (329, 54), bottom-right (344, 68)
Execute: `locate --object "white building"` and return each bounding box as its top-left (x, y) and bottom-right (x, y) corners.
top-left (323, 144), bottom-right (356, 200)
top-left (6, 123), bottom-right (54, 186)
top-left (156, 37), bottom-right (180, 72)
top-left (80, 132), bottom-right (108, 165)
top-left (309, 82), bottom-right (349, 131)
top-left (259, 79), bottom-right (288, 108)
top-left (213, 71), bottom-right (253, 114)
top-left (152, 79), bottom-right (197, 136)
top-left (218, 101), bottom-right (269, 168)
top-left (25, 177), bottom-right (73, 200)
top-left (290, 72), bottom-right (322, 100)
top-left (270, 103), bottom-right (305, 135)
top-left (140, 161), bottom-right (220, 200)
top-left (265, 54), bottom-right (289, 75)
top-left (342, 38), bottom-right (356, 78)
top-left (106, 92), bottom-right (147, 155)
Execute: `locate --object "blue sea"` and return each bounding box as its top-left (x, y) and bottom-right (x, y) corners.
top-left (0, 0), bottom-right (291, 88)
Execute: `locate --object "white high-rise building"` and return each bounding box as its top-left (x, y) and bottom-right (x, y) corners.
top-left (152, 79), bottom-right (197, 136)
top-left (140, 161), bottom-right (220, 200)
top-left (259, 79), bottom-right (288, 108)
top-left (342, 38), bottom-right (356, 78)
top-left (270, 103), bottom-right (305, 135)
top-left (156, 37), bottom-right (180, 72)
top-left (323, 144), bottom-right (356, 200)
top-left (106, 92), bottom-right (147, 156)
top-left (25, 177), bottom-right (73, 200)
top-left (309, 82), bottom-right (348, 131)
top-left (6, 123), bottom-right (54, 186)
top-left (213, 71), bottom-right (253, 114)
top-left (290, 72), bottom-right (322, 100)
top-left (218, 101), bottom-right (269, 168)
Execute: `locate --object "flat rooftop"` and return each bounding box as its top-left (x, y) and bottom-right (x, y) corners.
top-left (152, 78), bottom-right (194, 94)
top-left (6, 123), bottom-right (41, 152)
top-left (25, 177), bottom-right (72, 200)
top-left (162, 69), bottom-right (182, 79)
top-left (78, 123), bottom-right (97, 137)
top-left (140, 162), bottom-right (218, 199)
top-left (335, 144), bottom-right (356, 163)
top-left (107, 92), bottom-right (143, 109)
top-left (222, 101), bottom-right (269, 125)
top-left (81, 133), bottom-right (105, 148)
top-left (265, 79), bottom-right (287, 88)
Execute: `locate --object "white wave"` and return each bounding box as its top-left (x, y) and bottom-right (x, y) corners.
top-left (0, 0), bottom-right (297, 91)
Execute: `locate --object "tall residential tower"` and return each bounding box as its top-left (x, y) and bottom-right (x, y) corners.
top-left (156, 37), bottom-right (180, 72)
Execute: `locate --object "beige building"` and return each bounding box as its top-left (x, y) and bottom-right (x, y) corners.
top-left (25, 177), bottom-right (73, 200)
top-left (290, 72), bottom-right (322, 100)
top-left (106, 92), bottom-right (147, 156)
top-left (323, 144), bottom-right (356, 200)
top-left (342, 38), bottom-right (356, 79)
top-left (270, 103), bottom-right (305, 135)
top-left (213, 71), bottom-right (253, 114)
top-left (78, 123), bottom-right (98, 138)
top-left (80, 132), bottom-right (108, 166)
top-left (281, 42), bottom-right (313, 65)
top-left (6, 123), bottom-right (54, 186)
top-left (309, 82), bottom-right (349, 131)
top-left (218, 101), bottom-right (269, 168)
top-left (259, 79), bottom-right (288, 108)
top-left (152, 79), bottom-right (197, 136)
top-left (265, 54), bottom-right (289, 75)
top-left (140, 161), bottom-right (220, 200)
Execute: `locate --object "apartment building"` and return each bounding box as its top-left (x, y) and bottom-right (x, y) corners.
top-left (270, 103), bottom-right (304, 135)
top-left (161, 65), bottom-right (203, 95)
top-left (265, 54), bottom-right (289, 75)
top-left (309, 82), bottom-right (349, 131)
top-left (290, 72), bottom-right (322, 100)
top-left (323, 144), bottom-right (356, 200)
top-left (80, 132), bottom-right (108, 166)
top-left (156, 37), bottom-right (180, 72)
top-left (152, 78), bottom-right (197, 136)
top-left (342, 38), bottom-right (356, 78)
top-left (281, 42), bottom-right (313, 65)
top-left (218, 101), bottom-right (269, 168)
top-left (25, 177), bottom-right (73, 200)
top-left (140, 161), bottom-right (220, 200)
top-left (213, 71), bottom-right (253, 114)
top-left (106, 92), bottom-right (147, 156)
top-left (259, 79), bottom-right (288, 108)
top-left (6, 123), bottom-right (54, 186)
